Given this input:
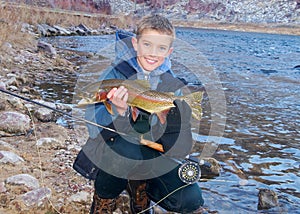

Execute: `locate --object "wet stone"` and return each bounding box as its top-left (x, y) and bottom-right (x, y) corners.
top-left (0, 150), bottom-right (24, 164)
top-left (0, 111), bottom-right (31, 134)
top-left (6, 174), bottom-right (39, 190)
top-left (21, 187), bottom-right (52, 207)
top-left (258, 188), bottom-right (279, 210)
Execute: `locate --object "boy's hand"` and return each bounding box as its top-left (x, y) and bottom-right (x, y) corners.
top-left (107, 86), bottom-right (128, 116)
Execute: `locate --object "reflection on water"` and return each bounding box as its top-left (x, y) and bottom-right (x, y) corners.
top-left (40, 28), bottom-right (300, 212)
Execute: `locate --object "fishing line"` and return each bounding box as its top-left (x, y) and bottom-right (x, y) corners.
top-left (25, 105), bottom-right (62, 214)
top-left (137, 183), bottom-right (191, 214)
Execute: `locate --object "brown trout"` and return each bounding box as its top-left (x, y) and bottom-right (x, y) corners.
top-left (77, 79), bottom-right (203, 124)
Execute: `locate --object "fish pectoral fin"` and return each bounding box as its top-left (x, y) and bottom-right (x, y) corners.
top-left (131, 107), bottom-right (139, 122)
top-left (140, 135), bottom-right (164, 152)
top-left (156, 109), bottom-right (169, 124)
top-left (104, 101), bottom-right (114, 115)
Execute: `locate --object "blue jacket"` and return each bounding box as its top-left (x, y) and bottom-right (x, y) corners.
top-left (73, 30), bottom-right (191, 180)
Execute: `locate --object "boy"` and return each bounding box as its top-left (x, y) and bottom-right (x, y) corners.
top-left (73, 14), bottom-right (204, 213)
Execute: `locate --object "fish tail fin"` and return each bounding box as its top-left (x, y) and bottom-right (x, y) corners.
top-left (183, 91), bottom-right (203, 121)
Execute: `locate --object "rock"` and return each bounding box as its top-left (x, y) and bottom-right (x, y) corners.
top-left (258, 188), bottom-right (279, 210)
top-left (200, 157), bottom-right (221, 178)
top-left (36, 137), bottom-right (62, 147)
top-left (21, 187), bottom-right (52, 207)
top-left (0, 182), bottom-right (6, 193)
top-left (37, 40), bottom-right (57, 57)
top-left (36, 24), bottom-right (48, 36)
top-left (0, 81), bottom-right (6, 89)
top-left (0, 140), bottom-right (15, 150)
top-left (5, 76), bottom-right (19, 87)
top-left (7, 85), bottom-right (18, 91)
top-left (0, 111), bottom-right (31, 135)
top-left (0, 82), bottom-right (7, 110)
top-left (7, 97), bottom-right (24, 109)
top-left (73, 26), bottom-right (87, 36)
top-left (53, 25), bottom-right (72, 36)
top-left (0, 151), bottom-right (24, 164)
top-left (21, 23), bottom-right (35, 35)
top-left (6, 174), bottom-right (39, 190)
top-left (34, 107), bottom-right (56, 122)
top-left (39, 23), bottom-right (58, 36)
top-left (68, 191), bottom-right (89, 203)
top-left (77, 23), bottom-right (92, 35)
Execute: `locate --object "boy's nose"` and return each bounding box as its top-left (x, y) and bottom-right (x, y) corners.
top-left (148, 46), bottom-right (164, 57)
top-left (147, 46), bottom-right (158, 55)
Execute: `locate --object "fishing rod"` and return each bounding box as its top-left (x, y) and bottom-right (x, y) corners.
top-left (0, 87), bottom-right (163, 151)
top-left (0, 88), bottom-right (204, 184)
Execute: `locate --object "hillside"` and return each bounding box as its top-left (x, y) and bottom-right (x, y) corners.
top-left (7, 0), bottom-right (300, 24)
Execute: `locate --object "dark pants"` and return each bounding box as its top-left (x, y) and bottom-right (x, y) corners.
top-left (95, 165), bottom-right (204, 213)
top-left (94, 118), bottom-right (204, 213)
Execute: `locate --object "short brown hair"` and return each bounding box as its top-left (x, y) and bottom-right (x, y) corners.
top-left (135, 14), bottom-right (175, 40)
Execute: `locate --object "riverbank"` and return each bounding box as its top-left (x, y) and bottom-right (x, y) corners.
top-left (173, 20), bottom-right (300, 36)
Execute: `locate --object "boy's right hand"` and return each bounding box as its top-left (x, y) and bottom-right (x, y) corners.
top-left (107, 86), bottom-right (129, 116)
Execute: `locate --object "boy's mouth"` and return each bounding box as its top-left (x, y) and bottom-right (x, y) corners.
top-left (145, 57), bottom-right (157, 65)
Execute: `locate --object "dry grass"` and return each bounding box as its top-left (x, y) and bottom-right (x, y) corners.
top-left (0, 2), bottom-right (127, 49)
top-left (0, 3), bottom-right (32, 48)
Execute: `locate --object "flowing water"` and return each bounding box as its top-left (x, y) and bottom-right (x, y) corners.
top-left (40, 28), bottom-right (300, 213)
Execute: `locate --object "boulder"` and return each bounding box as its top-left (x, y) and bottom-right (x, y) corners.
top-left (0, 150), bottom-right (24, 164)
top-left (6, 174), bottom-right (39, 190)
top-left (0, 111), bottom-right (31, 135)
top-left (21, 187), bottom-right (52, 207)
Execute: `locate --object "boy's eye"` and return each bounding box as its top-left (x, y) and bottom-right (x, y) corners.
top-left (143, 42), bottom-right (151, 48)
top-left (159, 46), bottom-right (167, 52)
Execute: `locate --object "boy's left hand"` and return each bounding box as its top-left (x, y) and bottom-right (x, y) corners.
top-left (107, 86), bottom-right (129, 116)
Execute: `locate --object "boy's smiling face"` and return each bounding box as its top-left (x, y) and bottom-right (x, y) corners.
top-left (132, 29), bottom-right (174, 72)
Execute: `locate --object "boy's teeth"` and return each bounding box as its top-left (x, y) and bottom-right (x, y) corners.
top-left (146, 59), bottom-right (155, 63)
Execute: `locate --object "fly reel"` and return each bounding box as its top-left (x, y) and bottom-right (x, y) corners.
top-left (178, 161), bottom-right (201, 184)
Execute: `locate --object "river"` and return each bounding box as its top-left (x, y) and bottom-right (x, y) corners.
top-left (40, 27), bottom-right (300, 213)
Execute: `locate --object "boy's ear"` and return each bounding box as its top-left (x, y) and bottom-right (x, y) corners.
top-left (167, 46), bottom-right (174, 56)
top-left (132, 37), bottom-right (138, 51)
